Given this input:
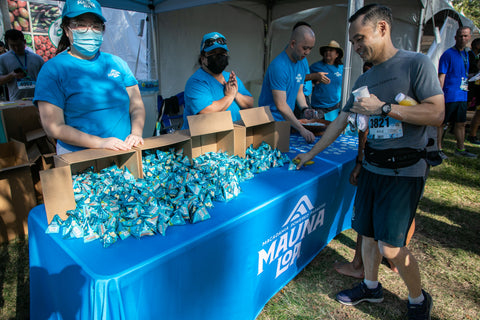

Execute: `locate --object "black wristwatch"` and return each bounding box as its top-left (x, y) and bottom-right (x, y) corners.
top-left (381, 103), bottom-right (392, 117)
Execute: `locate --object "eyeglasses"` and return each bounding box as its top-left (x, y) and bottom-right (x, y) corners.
top-left (202, 37), bottom-right (227, 50)
top-left (70, 21), bottom-right (104, 34)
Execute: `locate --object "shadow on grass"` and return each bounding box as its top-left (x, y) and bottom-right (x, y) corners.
top-left (0, 243), bottom-right (6, 311)
top-left (0, 240), bottom-right (29, 320)
top-left (428, 161), bottom-right (480, 189)
top-left (15, 240), bottom-right (29, 320)
top-left (331, 232), bottom-right (357, 251)
top-left (417, 197), bottom-right (480, 256)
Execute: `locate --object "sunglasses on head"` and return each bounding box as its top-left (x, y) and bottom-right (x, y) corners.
top-left (202, 37), bottom-right (227, 50)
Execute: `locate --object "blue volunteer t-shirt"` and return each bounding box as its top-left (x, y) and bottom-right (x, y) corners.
top-left (33, 51), bottom-right (137, 153)
top-left (438, 46), bottom-right (469, 103)
top-left (309, 61), bottom-right (343, 108)
top-left (182, 68), bottom-right (252, 129)
top-left (258, 51), bottom-right (308, 121)
top-left (302, 58), bottom-right (312, 96)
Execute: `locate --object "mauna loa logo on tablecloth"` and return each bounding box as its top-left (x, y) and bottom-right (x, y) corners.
top-left (257, 195), bottom-right (325, 278)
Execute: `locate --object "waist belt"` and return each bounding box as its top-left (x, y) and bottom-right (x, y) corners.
top-left (364, 144), bottom-right (426, 169)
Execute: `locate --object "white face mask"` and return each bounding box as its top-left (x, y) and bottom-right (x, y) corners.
top-left (71, 29), bottom-right (103, 57)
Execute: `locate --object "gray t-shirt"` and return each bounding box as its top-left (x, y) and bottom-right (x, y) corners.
top-left (0, 50), bottom-right (44, 100)
top-left (343, 50), bottom-right (443, 177)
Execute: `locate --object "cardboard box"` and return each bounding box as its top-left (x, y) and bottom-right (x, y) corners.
top-left (233, 124), bottom-right (246, 157)
top-left (186, 111), bottom-right (235, 158)
top-left (25, 128), bottom-right (57, 157)
top-left (31, 152), bottom-right (56, 205)
top-left (40, 149), bottom-right (140, 223)
top-left (236, 106), bottom-right (291, 157)
top-left (0, 140), bottom-right (36, 243)
top-left (133, 131), bottom-right (193, 178)
top-left (1, 104), bottom-right (42, 143)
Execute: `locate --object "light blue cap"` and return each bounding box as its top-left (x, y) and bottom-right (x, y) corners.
top-left (200, 32), bottom-right (229, 53)
top-left (62, 0), bottom-right (106, 22)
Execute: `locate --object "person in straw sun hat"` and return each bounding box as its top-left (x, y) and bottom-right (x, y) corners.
top-left (309, 40), bottom-right (344, 120)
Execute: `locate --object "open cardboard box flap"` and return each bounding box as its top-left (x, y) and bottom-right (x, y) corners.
top-left (239, 106), bottom-right (275, 127)
top-left (0, 140), bottom-right (32, 170)
top-left (54, 148), bottom-right (140, 177)
top-left (39, 166), bottom-right (76, 223)
top-left (186, 111), bottom-right (235, 157)
top-left (187, 111), bottom-right (234, 136)
top-left (137, 131), bottom-right (191, 150)
top-left (0, 140), bottom-right (36, 243)
top-left (237, 106), bottom-right (290, 155)
top-left (134, 132), bottom-right (193, 177)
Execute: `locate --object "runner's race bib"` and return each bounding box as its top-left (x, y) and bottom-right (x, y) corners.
top-left (367, 115), bottom-right (403, 139)
top-left (17, 79), bottom-right (36, 90)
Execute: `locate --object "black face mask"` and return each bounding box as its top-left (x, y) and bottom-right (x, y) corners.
top-left (205, 54), bottom-right (229, 74)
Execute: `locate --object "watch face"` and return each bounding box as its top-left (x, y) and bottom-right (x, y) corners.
top-left (382, 104), bottom-right (391, 115)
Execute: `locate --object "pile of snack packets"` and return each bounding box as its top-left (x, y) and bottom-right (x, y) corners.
top-left (46, 142), bottom-right (297, 247)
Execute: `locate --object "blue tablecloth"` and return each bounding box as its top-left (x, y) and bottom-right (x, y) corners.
top-left (29, 135), bottom-right (358, 320)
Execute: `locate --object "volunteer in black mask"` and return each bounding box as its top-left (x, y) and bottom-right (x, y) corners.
top-left (182, 32), bottom-right (254, 129)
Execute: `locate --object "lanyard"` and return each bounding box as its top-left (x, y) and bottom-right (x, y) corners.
top-left (455, 47), bottom-right (469, 77)
top-left (13, 52), bottom-right (27, 72)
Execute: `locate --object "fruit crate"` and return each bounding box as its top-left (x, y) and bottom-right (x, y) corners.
top-left (8, 0), bottom-right (62, 62)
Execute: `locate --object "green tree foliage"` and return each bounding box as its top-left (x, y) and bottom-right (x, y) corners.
top-left (452, 0), bottom-right (480, 28)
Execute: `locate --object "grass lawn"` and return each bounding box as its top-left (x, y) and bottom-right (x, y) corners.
top-left (0, 132), bottom-right (479, 319)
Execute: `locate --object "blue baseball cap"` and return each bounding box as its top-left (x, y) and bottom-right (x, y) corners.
top-left (200, 32), bottom-right (229, 53)
top-left (62, 0), bottom-right (106, 22)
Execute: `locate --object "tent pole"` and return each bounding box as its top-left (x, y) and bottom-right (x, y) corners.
top-left (416, 8), bottom-right (426, 52)
top-left (264, 0), bottom-right (274, 76)
top-left (0, 0), bottom-right (10, 37)
top-left (341, 0), bottom-right (363, 109)
top-left (148, 9), bottom-right (158, 81)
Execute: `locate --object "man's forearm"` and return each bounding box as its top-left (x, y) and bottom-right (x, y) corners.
top-left (0, 73), bottom-right (14, 85)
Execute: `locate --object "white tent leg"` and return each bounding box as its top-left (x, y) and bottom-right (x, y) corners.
top-left (341, 0), bottom-right (363, 108)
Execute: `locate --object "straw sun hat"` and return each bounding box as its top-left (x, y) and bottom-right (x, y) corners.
top-left (320, 40), bottom-right (343, 59)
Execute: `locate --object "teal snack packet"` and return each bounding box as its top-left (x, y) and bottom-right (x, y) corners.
top-left (101, 231), bottom-right (118, 248)
top-left (84, 222), bottom-right (100, 243)
top-left (190, 205), bottom-right (211, 224)
top-left (157, 212), bottom-right (170, 236)
top-left (117, 221), bottom-right (131, 240)
top-left (169, 211), bottom-right (186, 226)
top-left (45, 214), bottom-right (64, 234)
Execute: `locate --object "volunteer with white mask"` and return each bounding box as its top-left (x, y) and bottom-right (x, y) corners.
top-left (33, 0), bottom-right (145, 155)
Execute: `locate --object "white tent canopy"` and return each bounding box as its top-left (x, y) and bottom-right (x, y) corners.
top-left (93, 0), bottom-right (475, 97)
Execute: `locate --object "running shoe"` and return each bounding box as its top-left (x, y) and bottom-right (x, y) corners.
top-left (407, 289), bottom-right (433, 320)
top-left (454, 149), bottom-right (477, 158)
top-left (336, 281), bottom-right (384, 306)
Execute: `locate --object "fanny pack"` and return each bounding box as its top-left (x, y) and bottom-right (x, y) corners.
top-left (364, 143), bottom-right (427, 169)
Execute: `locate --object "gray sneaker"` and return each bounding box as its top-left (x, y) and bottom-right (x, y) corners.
top-left (454, 149), bottom-right (478, 158)
top-left (467, 136), bottom-right (480, 145)
top-left (438, 150), bottom-right (448, 160)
